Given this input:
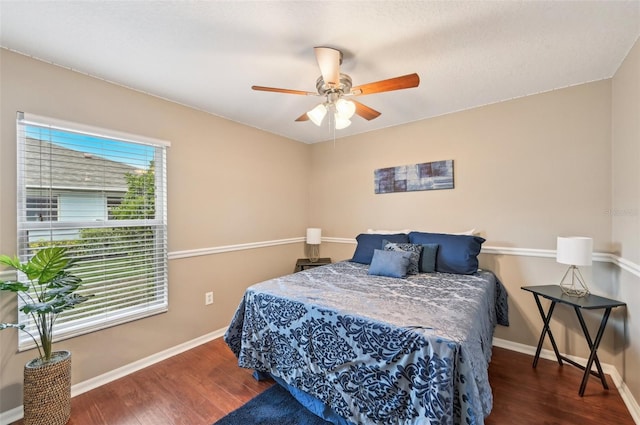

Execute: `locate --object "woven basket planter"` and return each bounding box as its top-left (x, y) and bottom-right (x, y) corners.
top-left (23, 351), bottom-right (71, 425)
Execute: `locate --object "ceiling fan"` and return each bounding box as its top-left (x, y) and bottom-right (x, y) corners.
top-left (251, 47), bottom-right (420, 129)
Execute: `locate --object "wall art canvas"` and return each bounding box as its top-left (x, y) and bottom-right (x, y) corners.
top-left (374, 160), bottom-right (454, 194)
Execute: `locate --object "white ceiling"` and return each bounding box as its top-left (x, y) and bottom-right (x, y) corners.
top-left (1, 1), bottom-right (639, 144)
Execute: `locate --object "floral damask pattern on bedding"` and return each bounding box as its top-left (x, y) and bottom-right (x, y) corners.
top-left (225, 261), bottom-right (508, 425)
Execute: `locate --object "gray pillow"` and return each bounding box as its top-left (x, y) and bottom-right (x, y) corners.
top-left (368, 249), bottom-right (412, 278)
top-left (383, 242), bottom-right (423, 275)
top-left (420, 243), bottom-right (439, 273)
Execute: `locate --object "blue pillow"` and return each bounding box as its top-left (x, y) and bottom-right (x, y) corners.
top-left (351, 233), bottom-right (409, 264)
top-left (419, 243), bottom-right (439, 273)
top-left (383, 241), bottom-right (423, 275)
top-left (368, 249), bottom-right (412, 278)
top-left (408, 232), bottom-right (485, 274)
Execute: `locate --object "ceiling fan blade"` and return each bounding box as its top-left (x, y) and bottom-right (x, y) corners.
top-left (314, 47), bottom-right (341, 88)
top-left (351, 73), bottom-right (420, 96)
top-left (295, 112), bottom-right (309, 122)
top-left (252, 85), bottom-right (316, 96)
top-left (352, 100), bottom-right (381, 121)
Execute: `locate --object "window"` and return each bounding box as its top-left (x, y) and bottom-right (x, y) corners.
top-left (26, 194), bottom-right (58, 222)
top-left (107, 196), bottom-right (123, 220)
top-left (16, 112), bottom-right (169, 349)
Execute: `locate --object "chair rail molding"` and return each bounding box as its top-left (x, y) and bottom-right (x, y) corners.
top-left (166, 236), bottom-right (640, 280)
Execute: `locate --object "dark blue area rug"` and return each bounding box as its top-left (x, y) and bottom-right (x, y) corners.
top-left (213, 384), bottom-right (332, 425)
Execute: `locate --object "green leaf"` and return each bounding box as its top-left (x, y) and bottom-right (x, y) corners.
top-left (0, 323), bottom-right (26, 331)
top-left (28, 247), bottom-right (75, 284)
top-left (0, 254), bottom-right (25, 271)
top-left (50, 294), bottom-right (92, 313)
top-left (0, 281), bottom-right (29, 292)
top-left (21, 302), bottom-right (57, 315)
top-left (47, 272), bottom-right (82, 290)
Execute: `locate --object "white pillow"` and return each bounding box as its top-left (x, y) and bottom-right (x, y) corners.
top-left (367, 228), bottom-right (476, 235)
top-left (366, 229), bottom-right (411, 234)
top-left (453, 228), bottom-right (477, 235)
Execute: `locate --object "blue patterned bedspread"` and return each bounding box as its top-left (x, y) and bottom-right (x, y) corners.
top-left (225, 261), bottom-right (508, 425)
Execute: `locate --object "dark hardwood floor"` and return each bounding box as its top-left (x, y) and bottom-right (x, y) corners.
top-left (11, 338), bottom-right (634, 425)
top-left (486, 347), bottom-right (634, 425)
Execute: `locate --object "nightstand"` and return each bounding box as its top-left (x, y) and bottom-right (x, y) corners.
top-left (294, 257), bottom-right (331, 272)
top-left (521, 285), bottom-right (626, 396)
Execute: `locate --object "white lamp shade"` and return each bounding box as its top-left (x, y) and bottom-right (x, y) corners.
top-left (556, 236), bottom-right (593, 266)
top-left (306, 228), bottom-right (322, 245)
top-left (307, 104), bottom-right (327, 126)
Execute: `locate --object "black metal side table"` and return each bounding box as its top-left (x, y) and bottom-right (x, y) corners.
top-left (521, 285), bottom-right (626, 396)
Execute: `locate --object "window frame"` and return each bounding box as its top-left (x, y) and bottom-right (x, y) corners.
top-left (16, 112), bottom-right (170, 349)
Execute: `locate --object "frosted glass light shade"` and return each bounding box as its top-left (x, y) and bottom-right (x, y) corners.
top-left (306, 228), bottom-right (322, 245)
top-left (307, 104), bottom-right (327, 126)
top-left (557, 237), bottom-right (593, 266)
top-left (334, 114), bottom-right (351, 129)
top-left (335, 99), bottom-right (356, 119)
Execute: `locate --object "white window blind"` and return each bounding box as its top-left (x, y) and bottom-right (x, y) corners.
top-left (16, 112), bottom-right (169, 349)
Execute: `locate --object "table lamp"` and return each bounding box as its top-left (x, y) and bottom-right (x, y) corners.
top-left (557, 236), bottom-right (592, 297)
top-left (306, 228), bottom-right (322, 262)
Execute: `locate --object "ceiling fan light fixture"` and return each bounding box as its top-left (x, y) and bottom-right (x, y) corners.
top-left (307, 103), bottom-right (327, 126)
top-left (334, 114), bottom-right (351, 130)
top-left (335, 98), bottom-right (356, 119)
top-left (251, 47), bottom-right (420, 132)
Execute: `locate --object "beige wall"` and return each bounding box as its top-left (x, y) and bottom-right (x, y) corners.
top-left (0, 49), bottom-right (310, 411)
top-left (310, 81), bottom-right (612, 251)
top-left (612, 38), bottom-right (640, 263)
top-left (612, 37), bottom-right (640, 407)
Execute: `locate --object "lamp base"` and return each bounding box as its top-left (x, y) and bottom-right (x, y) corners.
top-left (559, 265), bottom-right (590, 297)
top-left (306, 244), bottom-right (320, 263)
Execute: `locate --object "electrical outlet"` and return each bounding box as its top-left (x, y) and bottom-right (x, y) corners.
top-left (205, 292), bottom-right (214, 305)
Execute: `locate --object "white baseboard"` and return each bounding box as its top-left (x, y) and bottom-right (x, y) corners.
top-left (0, 404), bottom-right (21, 424)
top-left (71, 327), bottom-right (228, 396)
top-left (493, 337), bottom-right (640, 424)
top-left (0, 327), bottom-right (228, 425)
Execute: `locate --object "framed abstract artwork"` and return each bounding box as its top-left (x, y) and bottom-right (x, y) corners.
top-left (374, 160), bottom-right (454, 194)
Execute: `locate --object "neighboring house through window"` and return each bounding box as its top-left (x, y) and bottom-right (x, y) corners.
top-left (16, 112), bottom-right (170, 349)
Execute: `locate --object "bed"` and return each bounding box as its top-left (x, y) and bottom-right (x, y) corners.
top-left (225, 232), bottom-right (509, 425)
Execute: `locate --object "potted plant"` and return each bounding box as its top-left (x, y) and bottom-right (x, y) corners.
top-left (0, 246), bottom-right (91, 425)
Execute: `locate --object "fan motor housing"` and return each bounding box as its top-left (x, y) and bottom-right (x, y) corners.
top-left (316, 73), bottom-right (352, 96)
